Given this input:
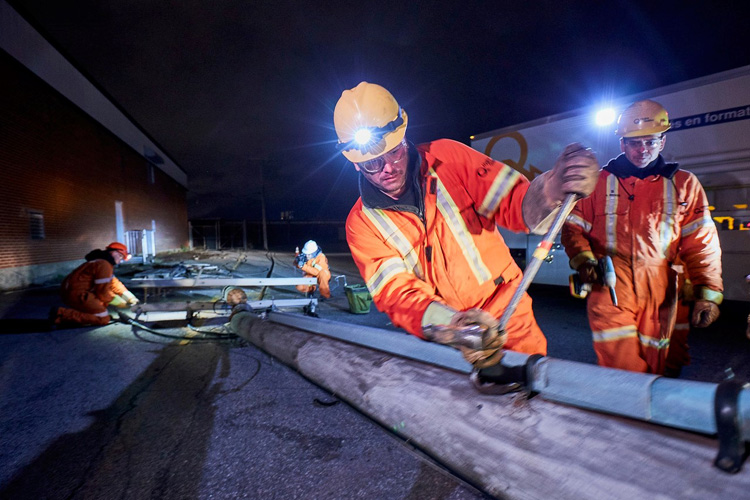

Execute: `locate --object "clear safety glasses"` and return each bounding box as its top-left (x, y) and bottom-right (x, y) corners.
top-left (356, 140), bottom-right (408, 174)
top-left (622, 137), bottom-right (663, 149)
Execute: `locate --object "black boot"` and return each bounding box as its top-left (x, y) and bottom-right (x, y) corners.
top-left (47, 307), bottom-right (61, 330)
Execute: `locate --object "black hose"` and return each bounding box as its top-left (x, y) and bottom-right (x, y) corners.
top-left (258, 251), bottom-right (277, 300)
top-left (116, 312), bottom-right (236, 342)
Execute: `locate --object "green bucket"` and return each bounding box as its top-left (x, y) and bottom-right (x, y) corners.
top-left (344, 284), bottom-right (373, 314)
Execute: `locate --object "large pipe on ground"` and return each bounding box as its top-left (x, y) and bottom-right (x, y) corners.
top-left (230, 310), bottom-right (750, 499)
top-left (256, 311), bottom-right (750, 441)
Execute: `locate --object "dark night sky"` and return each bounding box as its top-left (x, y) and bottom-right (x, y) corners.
top-left (8, 0), bottom-right (750, 221)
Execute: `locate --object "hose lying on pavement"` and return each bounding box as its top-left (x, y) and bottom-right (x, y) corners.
top-left (114, 311), bottom-right (238, 342)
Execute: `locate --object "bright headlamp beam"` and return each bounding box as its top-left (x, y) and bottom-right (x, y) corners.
top-left (595, 108), bottom-right (616, 127)
top-left (354, 128), bottom-right (372, 145)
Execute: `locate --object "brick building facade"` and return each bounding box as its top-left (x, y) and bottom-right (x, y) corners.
top-left (0, 19), bottom-right (188, 289)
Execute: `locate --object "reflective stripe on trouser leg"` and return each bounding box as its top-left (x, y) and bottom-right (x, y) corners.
top-left (59, 291), bottom-right (111, 326)
top-left (588, 288), bottom-right (648, 372)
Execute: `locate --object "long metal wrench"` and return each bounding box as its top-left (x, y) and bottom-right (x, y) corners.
top-left (497, 192), bottom-right (578, 332)
top-left (423, 192), bottom-right (579, 350)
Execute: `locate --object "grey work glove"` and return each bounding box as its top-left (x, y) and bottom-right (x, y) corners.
top-left (451, 309), bottom-right (507, 369)
top-left (545, 143), bottom-right (599, 203)
top-left (691, 300), bottom-right (720, 328)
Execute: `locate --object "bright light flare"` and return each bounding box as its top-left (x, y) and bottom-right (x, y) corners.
top-left (595, 108), bottom-right (616, 127)
top-left (354, 128), bottom-right (372, 145)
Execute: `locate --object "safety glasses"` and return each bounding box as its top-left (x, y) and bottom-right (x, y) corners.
top-left (355, 140), bottom-right (408, 174)
top-left (622, 137), bottom-right (663, 149)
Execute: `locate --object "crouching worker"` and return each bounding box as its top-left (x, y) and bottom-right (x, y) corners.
top-left (294, 240), bottom-right (331, 299)
top-left (50, 242), bottom-right (139, 327)
top-left (334, 82), bottom-right (599, 369)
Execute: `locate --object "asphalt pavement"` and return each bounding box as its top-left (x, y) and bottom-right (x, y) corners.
top-left (1, 249), bottom-right (749, 499)
top-left (0, 250), bottom-right (486, 500)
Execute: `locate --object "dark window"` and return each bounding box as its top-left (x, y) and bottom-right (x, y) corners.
top-left (29, 211), bottom-right (45, 239)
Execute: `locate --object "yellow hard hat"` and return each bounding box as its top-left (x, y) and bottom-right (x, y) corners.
top-left (615, 99), bottom-right (671, 137)
top-left (333, 82), bottom-right (408, 163)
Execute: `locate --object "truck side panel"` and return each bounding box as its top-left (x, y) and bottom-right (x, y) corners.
top-left (472, 66), bottom-right (750, 301)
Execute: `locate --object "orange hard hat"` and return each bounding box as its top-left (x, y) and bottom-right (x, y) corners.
top-left (106, 242), bottom-right (131, 261)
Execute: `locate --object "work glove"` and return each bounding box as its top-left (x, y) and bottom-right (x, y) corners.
top-left (225, 287), bottom-right (248, 306)
top-left (522, 143), bottom-right (599, 233)
top-left (109, 295), bottom-right (130, 308)
top-left (450, 309), bottom-right (507, 369)
top-left (545, 143), bottom-right (600, 203)
top-left (576, 259), bottom-right (599, 284)
top-left (691, 300), bottom-right (720, 328)
top-left (122, 290), bottom-right (140, 306)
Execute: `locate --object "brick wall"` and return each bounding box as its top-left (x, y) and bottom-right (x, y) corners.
top-left (0, 50), bottom-right (188, 277)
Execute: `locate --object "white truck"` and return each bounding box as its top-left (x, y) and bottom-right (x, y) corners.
top-left (470, 65), bottom-right (750, 302)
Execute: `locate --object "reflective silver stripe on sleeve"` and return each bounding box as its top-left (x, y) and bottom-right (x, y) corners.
top-left (367, 257), bottom-right (409, 296)
top-left (94, 311), bottom-right (110, 317)
top-left (566, 213), bottom-right (592, 233)
top-left (432, 170), bottom-right (493, 284)
top-left (681, 213), bottom-right (714, 237)
top-left (477, 166), bottom-right (520, 218)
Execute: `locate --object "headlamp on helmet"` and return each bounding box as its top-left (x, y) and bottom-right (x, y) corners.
top-left (354, 128), bottom-right (372, 146)
top-left (336, 107), bottom-right (405, 154)
top-left (333, 82), bottom-right (409, 164)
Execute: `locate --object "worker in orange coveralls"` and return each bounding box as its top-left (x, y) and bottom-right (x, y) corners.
top-left (333, 82), bottom-right (599, 369)
top-left (294, 240), bottom-right (331, 299)
top-left (562, 99), bottom-right (723, 376)
top-left (49, 242), bottom-right (140, 327)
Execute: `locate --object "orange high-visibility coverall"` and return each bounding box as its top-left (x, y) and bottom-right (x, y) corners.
top-left (296, 252), bottom-right (331, 299)
top-left (58, 259), bottom-right (130, 326)
top-left (562, 157), bottom-right (722, 373)
top-left (346, 139), bottom-right (547, 355)
top-left (662, 260), bottom-right (694, 375)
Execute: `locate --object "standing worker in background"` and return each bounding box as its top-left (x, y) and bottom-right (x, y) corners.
top-left (294, 240), bottom-right (331, 299)
top-left (562, 99), bottom-right (723, 376)
top-left (334, 82), bottom-right (599, 368)
top-left (49, 242), bottom-right (140, 327)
